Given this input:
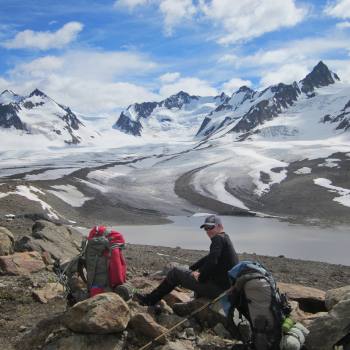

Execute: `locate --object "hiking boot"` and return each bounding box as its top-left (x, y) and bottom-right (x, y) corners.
top-left (172, 298), bottom-right (208, 316)
top-left (134, 279), bottom-right (174, 306)
top-left (134, 292), bottom-right (154, 306)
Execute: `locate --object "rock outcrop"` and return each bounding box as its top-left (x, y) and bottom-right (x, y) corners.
top-left (306, 297), bottom-right (350, 350)
top-left (0, 251), bottom-right (46, 275)
top-left (15, 220), bottom-right (80, 261)
top-left (0, 226), bottom-right (15, 255)
top-left (64, 293), bottom-right (130, 334)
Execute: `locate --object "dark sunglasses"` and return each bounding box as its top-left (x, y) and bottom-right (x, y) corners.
top-left (203, 225), bottom-right (215, 231)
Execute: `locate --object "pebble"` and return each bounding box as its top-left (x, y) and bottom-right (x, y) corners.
top-left (19, 326), bottom-right (27, 332)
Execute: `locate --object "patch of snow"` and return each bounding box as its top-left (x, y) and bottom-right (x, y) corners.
top-left (314, 178), bottom-right (350, 207)
top-left (16, 185), bottom-right (58, 219)
top-left (294, 167), bottom-right (312, 175)
top-left (48, 185), bottom-right (93, 207)
top-left (318, 158), bottom-right (340, 168)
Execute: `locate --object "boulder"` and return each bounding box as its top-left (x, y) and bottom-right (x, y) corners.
top-left (14, 235), bottom-right (41, 253)
top-left (42, 332), bottom-right (126, 350)
top-left (16, 314), bottom-right (64, 350)
top-left (325, 285), bottom-right (350, 311)
top-left (0, 226), bottom-right (14, 255)
top-left (0, 251), bottom-right (45, 275)
top-left (130, 312), bottom-right (168, 344)
top-left (30, 220), bottom-right (81, 261)
top-left (156, 312), bottom-right (184, 329)
top-left (305, 298), bottom-right (350, 350)
top-left (277, 282), bottom-right (326, 312)
top-left (213, 323), bottom-right (231, 338)
top-left (172, 298), bottom-right (227, 328)
top-left (163, 289), bottom-right (191, 307)
top-left (32, 283), bottom-right (64, 303)
top-left (64, 293), bottom-right (130, 334)
top-left (196, 333), bottom-right (237, 350)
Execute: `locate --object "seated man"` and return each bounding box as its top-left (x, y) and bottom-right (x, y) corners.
top-left (135, 215), bottom-right (239, 306)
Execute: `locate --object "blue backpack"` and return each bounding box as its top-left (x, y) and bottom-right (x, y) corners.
top-left (221, 260), bottom-right (291, 347)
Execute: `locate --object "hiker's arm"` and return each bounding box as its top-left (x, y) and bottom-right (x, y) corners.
top-left (189, 256), bottom-right (208, 271)
top-left (198, 236), bottom-right (223, 282)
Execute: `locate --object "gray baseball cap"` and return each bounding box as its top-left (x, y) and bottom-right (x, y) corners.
top-left (200, 215), bottom-right (222, 228)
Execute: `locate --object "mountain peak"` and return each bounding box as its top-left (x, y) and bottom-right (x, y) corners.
top-left (0, 89), bottom-right (23, 104)
top-left (174, 90), bottom-right (191, 98)
top-left (237, 85), bottom-right (254, 94)
top-left (300, 61), bottom-right (340, 94)
top-left (29, 88), bottom-right (47, 98)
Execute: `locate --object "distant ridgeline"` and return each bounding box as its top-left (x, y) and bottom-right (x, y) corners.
top-left (113, 61), bottom-right (349, 141)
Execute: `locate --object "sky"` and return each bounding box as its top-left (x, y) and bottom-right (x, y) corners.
top-left (0, 0), bottom-right (350, 116)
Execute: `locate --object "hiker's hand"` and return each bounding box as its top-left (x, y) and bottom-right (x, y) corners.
top-left (191, 271), bottom-right (200, 281)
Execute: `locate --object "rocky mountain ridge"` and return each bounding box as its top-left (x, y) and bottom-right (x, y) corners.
top-left (114, 61), bottom-right (346, 141)
top-left (0, 88), bottom-right (97, 144)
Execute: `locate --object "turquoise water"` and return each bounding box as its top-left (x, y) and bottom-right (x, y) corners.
top-left (114, 216), bottom-right (350, 266)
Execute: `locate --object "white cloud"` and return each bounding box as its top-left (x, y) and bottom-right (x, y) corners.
top-left (326, 59), bottom-right (350, 83)
top-left (336, 21), bottom-right (350, 28)
top-left (216, 34), bottom-right (350, 89)
top-left (11, 50), bottom-right (157, 81)
top-left (114, 0), bottom-right (150, 10)
top-left (226, 37), bottom-right (350, 69)
top-left (199, 0), bottom-right (307, 44)
top-left (159, 72), bottom-right (181, 83)
top-left (218, 54), bottom-right (239, 65)
top-left (159, 0), bottom-right (196, 35)
top-left (2, 22), bottom-right (83, 50)
top-left (259, 63), bottom-right (309, 88)
top-left (4, 49), bottom-right (160, 113)
top-left (221, 78), bottom-right (252, 94)
top-left (325, 0), bottom-right (350, 19)
top-left (115, 0), bottom-right (196, 35)
top-left (159, 76), bottom-right (217, 97)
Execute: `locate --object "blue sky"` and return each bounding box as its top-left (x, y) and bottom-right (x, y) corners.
top-left (0, 0), bottom-right (350, 115)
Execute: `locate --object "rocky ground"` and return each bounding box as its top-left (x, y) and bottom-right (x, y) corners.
top-left (0, 217), bottom-right (350, 350)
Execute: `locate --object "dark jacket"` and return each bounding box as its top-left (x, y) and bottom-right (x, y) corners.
top-left (189, 232), bottom-right (239, 290)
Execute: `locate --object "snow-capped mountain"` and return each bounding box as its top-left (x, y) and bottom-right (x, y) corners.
top-left (0, 88), bottom-right (98, 144)
top-left (113, 91), bottom-right (227, 137)
top-left (114, 61), bottom-right (346, 142)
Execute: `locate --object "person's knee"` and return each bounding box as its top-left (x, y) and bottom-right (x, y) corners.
top-left (166, 267), bottom-right (183, 285)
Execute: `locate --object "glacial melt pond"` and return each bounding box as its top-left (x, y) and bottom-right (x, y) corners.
top-left (115, 216), bottom-right (350, 266)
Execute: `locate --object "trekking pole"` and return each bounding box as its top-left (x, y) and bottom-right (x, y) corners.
top-left (138, 289), bottom-right (229, 350)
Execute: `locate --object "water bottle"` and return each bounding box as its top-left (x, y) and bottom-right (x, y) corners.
top-left (282, 317), bottom-right (295, 333)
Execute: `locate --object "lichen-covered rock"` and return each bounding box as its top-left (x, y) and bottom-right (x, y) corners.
top-left (32, 283), bottom-right (64, 304)
top-left (64, 293), bottom-right (130, 334)
top-left (30, 220), bottom-right (80, 261)
top-left (305, 298), bottom-right (350, 350)
top-left (325, 285), bottom-right (350, 311)
top-left (42, 332), bottom-right (127, 350)
top-left (0, 251), bottom-right (45, 275)
top-left (163, 289), bottom-right (191, 307)
top-left (278, 282), bottom-right (326, 312)
top-left (0, 226), bottom-right (14, 255)
top-left (277, 282), bottom-right (325, 302)
top-left (130, 312), bottom-right (168, 344)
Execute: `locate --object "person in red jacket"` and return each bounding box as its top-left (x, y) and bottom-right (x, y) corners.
top-left (135, 215), bottom-right (239, 306)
